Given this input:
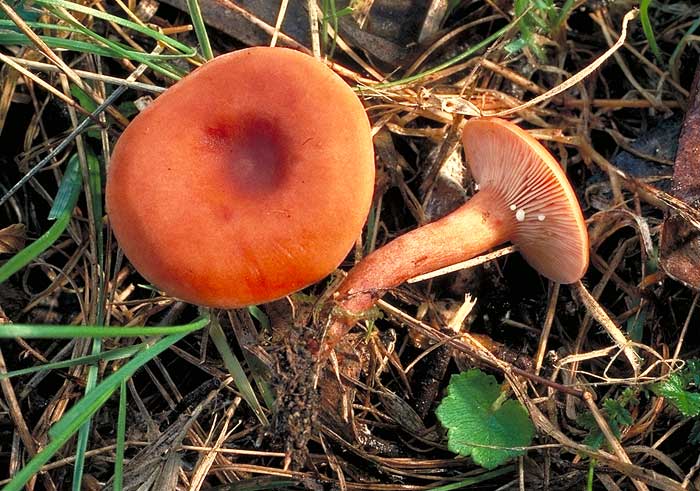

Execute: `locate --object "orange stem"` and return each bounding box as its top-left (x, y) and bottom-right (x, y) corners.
top-left (322, 188), bottom-right (514, 357)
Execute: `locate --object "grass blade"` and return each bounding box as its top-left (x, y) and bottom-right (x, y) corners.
top-left (36, 5), bottom-right (187, 80)
top-left (669, 14), bottom-right (700, 81)
top-left (48, 154), bottom-right (82, 219)
top-left (0, 317), bottom-right (211, 338)
top-left (0, 344), bottom-right (143, 380)
top-left (209, 316), bottom-right (269, 426)
top-left (0, 32), bottom-right (184, 80)
top-left (113, 380), bottom-right (127, 491)
top-left (186, 0), bottom-right (213, 60)
top-left (2, 327), bottom-right (205, 491)
top-left (427, 466), bottom-right (515, 490)
top-left (640, 0), bottom-right (663, 64)
top-left (554, 0), bottom-right (577, 29)
top-left (0, 155), bottom-right (81, 284)
top-left (372, 19), bottom-right (516, 89)
top-left (33, 0), bottom-right (195, 56)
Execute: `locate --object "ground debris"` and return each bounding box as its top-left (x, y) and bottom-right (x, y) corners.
top-left (661, 64), bottom-right (700, 289)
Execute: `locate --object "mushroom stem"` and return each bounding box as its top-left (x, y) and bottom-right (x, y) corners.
top-left (323, 187), bottom-right (512, 356)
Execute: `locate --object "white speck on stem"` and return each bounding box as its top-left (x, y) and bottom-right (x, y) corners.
top-left (509, 204), bottom-right (517, 211)
top-left (515, 209), bottom-right (526, 221)
top-left (537, 214), bottom-right (546, 221)
top-left (474, 183), bottom-right (480, 191)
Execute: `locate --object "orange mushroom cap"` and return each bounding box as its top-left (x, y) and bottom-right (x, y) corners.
top-left (462, 117), bottom-right (589, 284)
top-left (106, 47), bottom-right (375, 308)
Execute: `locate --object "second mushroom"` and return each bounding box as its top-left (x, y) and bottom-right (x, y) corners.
top-left (322, 117), bottom-right (589, 356)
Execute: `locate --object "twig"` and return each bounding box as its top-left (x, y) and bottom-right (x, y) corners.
top-left (591, 10), bottom-right (665, 111)
top-left (0, 47), bottom-right (159, 209)
top-left (0, 348), bottom-right (57, 490)
top-left (525, 398), bottom-right (686, 491)
top-left (573, 281), bottom-right (641, 376)
top-left (408, 245), bottom-right (516, 283)
top-left (0, 52), bottom-right (99, 120)
top-left (307, 0), bottom-right (320, 59)
top-left (0, 0), bottom-right (130, 126)
top-left (672, 291), bottom-right (699, 362)
top-left (535, 283), bottom-right (559, 375)
top-left (270, 0), bottom-right (290, 47)
top-left (377, 299), bottom-right (585, 398)
top-left (583, 392), bottom-right (650, 491)
top-left (487, 9), bottom-right (638, 117)
top-left (4, 56), bottom-right (164, 92)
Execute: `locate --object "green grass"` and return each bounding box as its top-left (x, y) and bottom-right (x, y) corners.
top-left (319, 0), bottom-right (353, 57)
top-left (209, 315), bottom-right (270, 425)
top-left (0, 155), bottom-right (81, 284)
top-left (669, 13), bottom-right (700, 80)
top-left (639, 0), bottom-right (664, 65)
top-left (114, 380), bottom-right (128, 491)
top-left (0, 344), bottom-right (144, 380)
top-left (1, 322), bottom-right (208, 491)
top-left (371, 19), bottom-right (516, 89)
top-left (1, 0), bottom-right (195, 80)
top-left (186, 0), bottom-right (213, 60)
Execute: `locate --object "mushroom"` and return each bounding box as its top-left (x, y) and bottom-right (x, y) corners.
top-left (323, 117), bottom-right (588, 354)
top-left (106, 47), bottom-right (375, 308)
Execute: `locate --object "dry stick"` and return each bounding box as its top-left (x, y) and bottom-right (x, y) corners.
top-left (525, 398), bottom-right (685, 491)
top-left (310, 3), bottom-right (386, 82)
top-left (539, 131), bottom-right (700, 233)
top-left (187, 398), bottom-right (240, 491)
top-left (485, 9), bottom-right (638, 118)
top-left (565, 241), bottom-right (631, 418)
top-left (307, 0), bottom-right (321, 59)
top-left (597, 473), bottom-right (624, 491)
top-left (418, 0), bottom-right (450, 43)
top-left (57, 71), bottom-right (99, 324)
top-left (407, 245), bottom-right (516, 283)
top-left (5, 56), bottom-right (165, 93)
top-left (626, 446), bottom-right (685, 481)
top-left (591, 11), bottom-right (689, 99)
top-left (270, 0), bottom-right (290, 47)
top-left (591, 10), bottom-right (665, 112)
top-left (573, 281), bottom-right (641, 375)
top-left (578, 138), bottom-right (700, 230)
top-left (0, 443), bottom-right (140, 485)
top-left (377, 299), bottom-right (585, 398)
top-left (672, 291), bottom-right (700, 362)
top-left (215, 0), bottom-right (305, 50)
top-left (407, 14), bottom-right (503, 76)
top-left (212, 0), bottom-right (378, 84)
top-left (0, 45), bottom-right (159, 209)
top-left (113, 0), bottom-right (148, 25)
top-left (563, 98), bottom-right (682, 109)
top-left (0, 0), bottom-right (129, 127)
top-left (518, 455), bottom-right (525, 491)
top-left (606, 129), bottom-right (675, 166)
top-left (0, 52), bottom-right (100, 121)
top-left (96, 1), bottom-right (158, 57)
top-left (583, 392), bottom-right (650, 491)
top-left (682, 452), bottom-right (700, 488)
top-left (534, 282), bottom-right (559, 375)
top-left (0, 348), bottom-right (57, 491)
top-left (479, 58), bottom-right (546, 96)
top-left (447, 294), bottom-right (478, 331)
top-left (0, 0), bottom-right (79, 81)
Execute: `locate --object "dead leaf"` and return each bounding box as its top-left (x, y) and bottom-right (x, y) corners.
top-left (0, 224), bottom-right (26, 254)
